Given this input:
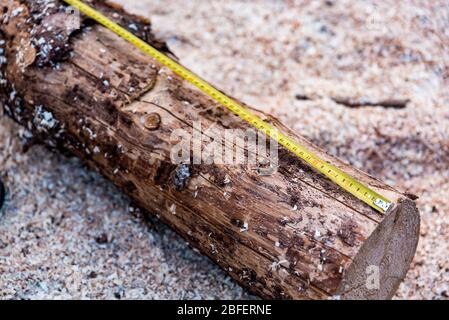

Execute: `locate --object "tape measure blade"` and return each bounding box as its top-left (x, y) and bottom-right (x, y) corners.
top-left (63, 0), bottom-right (393, 214)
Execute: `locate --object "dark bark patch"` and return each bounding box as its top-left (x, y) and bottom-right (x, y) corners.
top-left (337, 223), bottom-right (358, 247)
top-left (124, 180), bottom-right (137, 194)
top-left (174, 164), bottom-right (191, 191)
top-left (154, 162), bottom-right (177, 189)
top-left (24, 1), bottom-right (80, 68)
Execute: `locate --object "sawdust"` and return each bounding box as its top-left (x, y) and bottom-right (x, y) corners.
top-left (0, 0), bottom-right (448, 299)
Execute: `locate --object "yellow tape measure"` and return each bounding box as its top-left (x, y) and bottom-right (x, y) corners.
top-left (63, 0), bottom-right (393, 213)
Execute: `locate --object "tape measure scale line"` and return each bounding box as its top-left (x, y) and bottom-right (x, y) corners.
top-left (63, 0), bottom-right (393, 214)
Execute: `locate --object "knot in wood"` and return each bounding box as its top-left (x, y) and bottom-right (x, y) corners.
top-left (143, 113), bottom-right (161, 130)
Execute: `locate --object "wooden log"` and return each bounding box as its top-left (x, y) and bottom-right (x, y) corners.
top-left (0, 0), bottom-right (420, 299)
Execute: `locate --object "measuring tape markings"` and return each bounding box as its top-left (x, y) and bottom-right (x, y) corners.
top-left (62, 0), bottom-right (393, 214)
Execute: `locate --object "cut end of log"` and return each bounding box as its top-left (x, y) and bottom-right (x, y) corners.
top-left (337, 198), bottom-right (420, 299)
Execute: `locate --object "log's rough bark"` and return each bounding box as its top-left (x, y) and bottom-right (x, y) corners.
top-left (0, 0), bottom-right (420, 299)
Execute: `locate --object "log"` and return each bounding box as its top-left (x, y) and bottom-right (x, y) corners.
top-left (0, 0), bottom-right (420, 299)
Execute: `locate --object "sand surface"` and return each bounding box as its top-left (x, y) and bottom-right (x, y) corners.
top-left (0, 0), bottom-right (448, 299)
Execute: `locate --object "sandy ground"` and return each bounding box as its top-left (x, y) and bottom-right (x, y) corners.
top-left (1, 0), bottom-right (448, 299)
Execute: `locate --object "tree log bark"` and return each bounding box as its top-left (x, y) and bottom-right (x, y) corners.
top-left (0, 0), bottom-right (420, 299)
